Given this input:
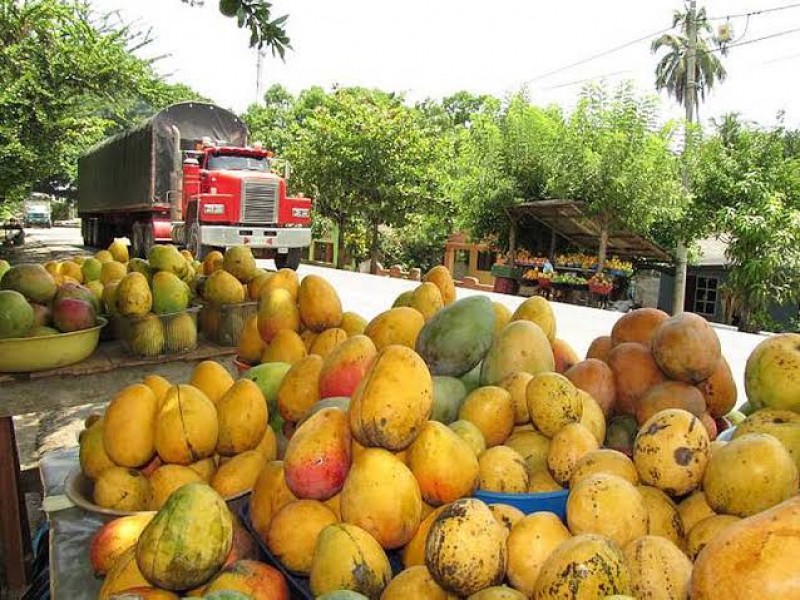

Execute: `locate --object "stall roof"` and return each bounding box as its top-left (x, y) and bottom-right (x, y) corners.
top-left (510, 199), bottom-right (673, 262)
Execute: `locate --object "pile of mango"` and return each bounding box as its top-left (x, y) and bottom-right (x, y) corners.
top-left (79, 359), bottom-right (280, 513)
top-left (0, 259), bottom-right (102, 339)
top-left (93, 483), bottom-right (290, 599)
top-left (0, 242), bottom-right (141, 339)
top-left (82, 261), bottom-right (800, 599)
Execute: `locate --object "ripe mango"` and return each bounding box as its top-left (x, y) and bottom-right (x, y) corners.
top-left (309, 327), bottom-right (348, 358)
top-left (257, 288), bottom-right (300, 343)
top-left (511, 296), bottom-right (556, 341)
top-left (480, 320), bottom-right (554, 385)
top-left (250, 461), bottom-right (298, 539)
top-left (409, 282), bottom-right (444, 322)
top-left (318, 334), bottom-right (377, 399)
top-left (349, 345), bottom-right (433, 451)
top-left (284, 407), bottom-right (351, 500)
top-left (364, 307), bottom-right (425, 351)
top-left (310, 524), bottom-right (391, 598)
top-left (340, 448), bottom-right (422, 549)
top-left (423, 265), bottom-right (456, 305)
top-left (261, 329), bottom-right (307, 364)
top-left (116, 272), bottom-right (152, 318)
top-left (103, 384), bottom-right (158, 468)
top-left (276, 355), bottom-right (323, 422)
top-left (211, 450), bottom-right (266, 498)
top-left (298, 274), bottom-right (342, 332)
top-left (90, 513), bottom-right (154, 576)
top-left (407, 421), bottom-right (478, 506)
top-left (155, 385), bottom-right (218, 465)
top-left (216, 379), bottom-right (268, 456)
top-left (340, 311), bottom-right (368, 336)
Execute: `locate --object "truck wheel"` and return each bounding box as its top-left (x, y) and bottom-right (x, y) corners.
top-left (131, 222), bottom-right (154, 259)
top-left (274, 248), bottom-right (301, 270)
top-left (187, 224), bottom-right (209, 260)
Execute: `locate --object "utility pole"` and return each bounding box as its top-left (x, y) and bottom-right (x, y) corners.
top-left (255, 48), bottom-right (266, 103)
top-left (672, 0), bottom-right (697, 315)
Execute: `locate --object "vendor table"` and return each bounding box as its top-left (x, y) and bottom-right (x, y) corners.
top-left (0, 340), bottom-right (236, 597)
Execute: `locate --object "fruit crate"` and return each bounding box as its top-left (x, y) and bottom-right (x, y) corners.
top-left (199, 300), bottom-right (258, 347)
top-left (490, 264), bottom-right (523, 279)
top-left (115, 306), bottom-right (200, 358)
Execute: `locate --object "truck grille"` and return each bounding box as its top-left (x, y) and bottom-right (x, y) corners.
top-left (241, 180), bottom-right (278, 224)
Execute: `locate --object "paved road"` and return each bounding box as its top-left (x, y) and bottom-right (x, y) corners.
top-left (23, 227), bottom-right (768, 408)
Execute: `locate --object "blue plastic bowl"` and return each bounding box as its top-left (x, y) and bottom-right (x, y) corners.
top-left (474, 489), bottom-right (570, 521)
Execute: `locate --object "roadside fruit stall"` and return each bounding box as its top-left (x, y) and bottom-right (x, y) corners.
top-left (493, 199), bottom-right (670, 308)
top-left (2, 243), bottom-right (800, 599)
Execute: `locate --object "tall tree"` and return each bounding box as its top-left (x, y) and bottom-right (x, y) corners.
top-left (549, 83), bottom-right (685, 271)
top-left (691, 117), bottom-right (800, 332)
top-left (651, 5), bottom-right (728, 112)
top-left (286, 88), bottom-right (446, 272)
top-left (652, 1), bottom-right (729, 313)
top-left (0, 0), bottom-right (203, 211)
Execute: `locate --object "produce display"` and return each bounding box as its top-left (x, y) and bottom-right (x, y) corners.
top-left (67, 260), bottom-right (800, 599)
top-left (0, 259), bottom-right (104, 339)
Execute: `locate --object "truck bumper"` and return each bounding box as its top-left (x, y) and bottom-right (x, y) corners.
top-left (200, 226), bottom-right (311, 250)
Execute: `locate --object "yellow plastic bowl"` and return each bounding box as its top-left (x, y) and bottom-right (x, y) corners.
top-left (0, 317), bottom-right (107, 373)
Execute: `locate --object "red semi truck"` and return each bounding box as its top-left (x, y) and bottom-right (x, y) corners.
top-left (78, 102), bottom-right (311, 269)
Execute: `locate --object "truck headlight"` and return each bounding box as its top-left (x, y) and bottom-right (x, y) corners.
top-left (203, 204), bottom-right (225, 215)
top-left (292, 207), bottom-right (310, 218)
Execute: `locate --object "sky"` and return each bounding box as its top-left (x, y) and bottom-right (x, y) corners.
top-left (90, 0), bottom-right (800, 128)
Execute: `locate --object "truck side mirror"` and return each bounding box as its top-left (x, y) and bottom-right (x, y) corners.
top-left (284, 162), bottom-right (292, 180)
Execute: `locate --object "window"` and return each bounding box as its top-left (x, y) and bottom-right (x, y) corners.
top-left (477, 251), bottom-right (494, 272)
top-left (453, 250), bottom-right (469, 280)
top-left (693, 276), bottom-right (718, 317)
top-left (207, 154), bottom-right (269, 172)
top-left (313, 242), bottom-right (333, 263)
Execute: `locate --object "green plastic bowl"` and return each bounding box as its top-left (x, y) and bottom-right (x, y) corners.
top-left (0, 317), bottom-right (107, 373)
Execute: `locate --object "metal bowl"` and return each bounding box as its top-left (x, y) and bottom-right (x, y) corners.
top-left (0, 317), bottom-right (107, 373)
top-left (64, 467), bottom-right (251, 517)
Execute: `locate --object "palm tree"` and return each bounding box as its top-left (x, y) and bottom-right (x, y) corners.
top-left (651, 5), bottom-right (728, 112)
top-left (652, 2), bottom-right (728, 315)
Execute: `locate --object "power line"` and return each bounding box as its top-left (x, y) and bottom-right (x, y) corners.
top-left (522, 27), bottom-right (672, 84)
top-left (539, 26), bottom-right (800, 92)
top-left (708, 2), bottom-right (800, 20)
top-left (541, 69), bottom-right (635, 91)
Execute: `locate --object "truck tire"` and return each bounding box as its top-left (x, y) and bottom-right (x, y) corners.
top-left (131, 222), bottom-right (154, 259)
top-left (274, 248), bottom-right (301, 270)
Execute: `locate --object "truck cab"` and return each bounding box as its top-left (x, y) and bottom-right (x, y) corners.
top-left (178, 141), bottom-right (312, 269)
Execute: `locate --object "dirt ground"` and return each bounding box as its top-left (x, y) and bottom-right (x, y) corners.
top-left (1, 232), bottom-right (102, 539)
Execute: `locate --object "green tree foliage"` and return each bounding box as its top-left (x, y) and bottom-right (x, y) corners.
top-left (691, 115), bottom-right (800, 331)
top-left (450, 83), bottom-right (683, 267)
top-left (184, 0), bottom-right (290, 55)
top-left (0, 0), bottom-right (204, 208)
top-left (651, 5), bottom-right (728, 107)
top-left (242, 84), bottom-right (327, 156)
top-left (285, 88), bottom-right (447, 272)
top-left (549, 83), bottom-right (685, 270)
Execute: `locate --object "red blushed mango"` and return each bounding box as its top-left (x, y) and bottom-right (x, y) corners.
top-left (204, 559), bottom-right (289, 600)
top-left (552, 338), bottom-right (580, 374)
top-left (318, 335), bottom-right (377, 399)
top-left (284, 407), bottom-right (352, 500)
top-left (90, 513), bottom-right (155, 576)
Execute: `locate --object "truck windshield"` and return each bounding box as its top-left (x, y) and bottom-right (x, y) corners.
top-left (207, 154), bottom-right (269, 172)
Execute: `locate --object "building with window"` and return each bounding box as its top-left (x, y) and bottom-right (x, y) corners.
top-left (657, 237), bottom-right (798, 329)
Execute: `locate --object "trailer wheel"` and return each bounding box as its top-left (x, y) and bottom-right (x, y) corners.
top-left (131, 222), bottom-right (154, 259)
top-left (274, 248), bottom-right (301, 270)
